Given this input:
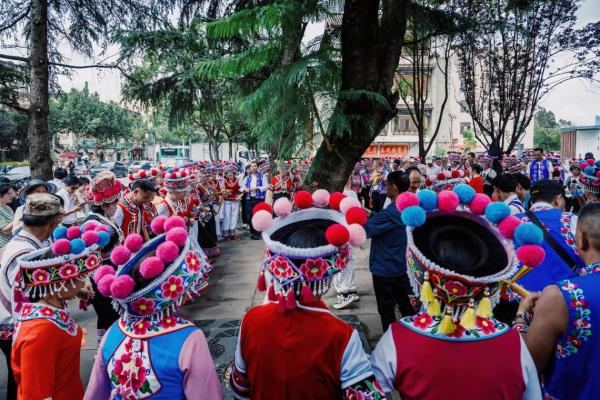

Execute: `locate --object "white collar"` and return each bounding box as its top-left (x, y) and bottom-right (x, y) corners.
top-left (503, 194), bottom-right (519, 204)
top-left (530, 201), bottom-right (554, 211)
top-left (17, 229), bottom-right (44, 247)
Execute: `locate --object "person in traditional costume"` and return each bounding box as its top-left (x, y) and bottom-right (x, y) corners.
top-left (0, 193), bottom-right (64, 400)
top-left (478, 153), bottom-right (497, 197)
top-left (85, 216), bottom-right (221, 400)
top-left (195, 170), bottom-right (221, 259)
top-left (349, 163), bottom-right (365, 202)
top-left (446, 151), bottom-right (463, 171)
top-left (370, 184), bottom-right (543, 399)
top-left (268, 162), bottom-right (294, 203)
top-left (12, 220), bottom-right (108, 399)
top-left (84, 171), bottom-right (124, 343)
top-left (564, 159), bottom-right (584, 212)
top-left (230, 192), bottom-right (385, 400)
top-left (423, 169), bottom-right (467, 194)
top-left (516, 201), bottom-right (600, 399)
top-left (360, 160), bottom-right (372, 210)
top-left (222, 164), bottom-right (242, 240)
top-left (114, 174), bottom-right (158, 242)
top-left (579, 157), bottom-right (600, 203)
top-left (527, 148), bottom-right (551, 185)
top-left (493, 173), bottom-right (526, 215)
top-left (242, 162), bottom-right (268, 240)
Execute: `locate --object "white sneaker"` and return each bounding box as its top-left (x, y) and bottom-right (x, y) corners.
top-left (333, 294), bottom-right (356, 310)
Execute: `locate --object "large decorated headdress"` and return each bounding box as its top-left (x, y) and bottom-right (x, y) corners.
top-left (447, 151), bottom-right (461, 163)
top-left (477, 153), bottom-right (494, 166)
top-left (92, 216), bottom-right (211, 322)
top-left (161, 168), bottom-right (191, 192)
top-left (396, 185), bottom-right (545, 335)
top-left (579, 158), bottom-right (600, 194)
top-left (17, 222), bottom-right (111, 299)
top-left (128, 168), bottom-right (160, 183)
top-left (89, 171), bottom-right (123, 206)
top-left (522, 149), bottom-right (535, 163)
top-left (502, 154), bottom-right (523, 174)
top-left (250, 190), bottom-right (368, 310)
top-left (424, 170), bottom-right (466, 193)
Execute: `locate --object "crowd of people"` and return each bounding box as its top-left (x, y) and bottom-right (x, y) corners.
top-left (0, 146), bottom-right (597, 399)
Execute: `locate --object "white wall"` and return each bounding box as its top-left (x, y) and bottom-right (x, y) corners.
top-left (576, 130), bottom-right (600, 159)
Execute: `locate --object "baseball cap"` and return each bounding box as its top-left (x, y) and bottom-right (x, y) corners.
top-left (24, 193), bottom-right (64, 217)
top-left (531, 179), bottom-right (565, 197)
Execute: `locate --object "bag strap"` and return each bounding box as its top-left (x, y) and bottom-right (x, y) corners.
top-left (525, 211), bottom-right (577, 273)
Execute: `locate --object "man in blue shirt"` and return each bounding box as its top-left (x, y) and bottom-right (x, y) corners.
top-left (364, 171), bottom-right (415, 331)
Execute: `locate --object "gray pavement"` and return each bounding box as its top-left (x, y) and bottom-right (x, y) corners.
top-left (0, 232), bottom-right (390, 396)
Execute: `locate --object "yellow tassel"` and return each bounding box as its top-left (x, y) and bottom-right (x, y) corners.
top-left (476, 289), bottom-right (494, 318)
top-left (427, 298), bottom-right (441, 317)
top-left (460, 300), bottom-right (476, 330)
top-left (437, 308), bottom-right (456, 335)
top-left (420, 272), bottom-right (435, 303)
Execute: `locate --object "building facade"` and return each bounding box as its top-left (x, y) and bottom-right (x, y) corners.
top-left (561, 116), bottom-right (600, 160)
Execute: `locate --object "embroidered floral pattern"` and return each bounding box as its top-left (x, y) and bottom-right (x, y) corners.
top-left (185, 252), bottom-right (200, 273)
top-left (22, 251), bottom-right (100, 287)
top-left (300, 258), bottom-right (328, 280)
top-left (131, 298), bottom-right (156, 316)
top-left (428, 271), bottom-right (485, 307)
top-left (31, 269), bottom-right (50, 284)
top-left (85, 254), bottom-right (99, 269)
top-left (58, 263), bottom-right (78, 279)
top-left (335, 246), bottom-right (351, 270)
top-left (161, 276), bottom-right (184, 299)
top-left (344, 376), bottom-right (385, 400)
top-left (560, 213), bottom-right (578, 252)
top-left (412, 312), bottom-right (434, 330)
top-left (578, 262), bottom-right (600, 277)
top-left (400, 315), bottom-right (508, 341)
top-left (555, 280), bottom-right (592, 359)
top-left (269, 256), bottom-right (295, 279)
top-left (16, 303), bottom-right (78, 336)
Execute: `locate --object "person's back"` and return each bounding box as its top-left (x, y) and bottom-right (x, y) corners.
top-left (366, 202), bottom-right (406, 278)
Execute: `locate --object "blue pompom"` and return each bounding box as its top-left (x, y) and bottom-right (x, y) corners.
top-left (401, 206), bottom-right (427, 227)
top-left (70, 238), bottom-right (86, 254)
top-left (584, 166), bottom-right (596, 176)
top-left (595, 160), bottom-right (600, 168)
top-left (453, 184), bottom-right (476, 205)
top-left (97, 231), bottom-right (111, 247)
top-left (484, 202), bottom-right (511, 224)
top-left (514, 223), bottom-right (544, 246)
top-left (417, 189), bottom-right (438, 211)
top-left (52, 226), bottom-right (68, 240)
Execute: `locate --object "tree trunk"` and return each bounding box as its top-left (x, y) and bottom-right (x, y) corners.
top-left (28, 0), bottom-right (52, 180)
top-left (306, 0), bottom-right (408, 191)
top-left (228, 138), bottom-right (233, 159)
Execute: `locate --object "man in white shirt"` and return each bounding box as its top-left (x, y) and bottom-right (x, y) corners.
top-left (48, 167), bottom-right (67, 192)
top-left (55, 175), bottom-right (84, 227)
top-left (492, 173), bottom-right (525, 214)
top-left (242, 162), bottom-right (268, 240)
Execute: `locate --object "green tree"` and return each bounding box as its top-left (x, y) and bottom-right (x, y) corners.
top-left (0, 109), bottom-right (28, 159)
top-left (533, 107), bottom-right (570, 152)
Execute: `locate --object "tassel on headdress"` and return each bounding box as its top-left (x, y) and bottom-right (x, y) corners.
top-left (460, 299), bottom-right (476, 330)
top-left (427, 297), bottom-right (441, 317)
top-left (277, 294), bottom-right (286, 313)
top-left (476, 289), bottom-right (493, 318)
top-left (300, 282), bottom-right (315, 303)
top-left (257, 272), bottom-right (267, 292)
top-left (419, 272), bottom-right (435, 303)
top-left (285, 290), bottom-right (297, 310)
top-left (267, 283), bottom-right (277, 302)
top-left (437, 307), bottom-right (456, 335)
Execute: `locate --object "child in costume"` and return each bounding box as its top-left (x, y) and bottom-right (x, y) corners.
top-left (230, 191), bottom-right (386, 400)
top-left (11, 222), bottom-right (108, 399)
top-left (221, 164), bottom-right (242, 240)
top-left (85, 215), bottom-right (220, 400)
top-left (370, 185), bottom-right (543, 399)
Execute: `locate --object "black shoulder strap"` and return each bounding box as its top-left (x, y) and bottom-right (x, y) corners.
top-left (525, 210), bottom-right (577, 273)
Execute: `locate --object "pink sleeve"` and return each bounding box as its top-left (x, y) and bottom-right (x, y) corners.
top-left (179, 329), bottom-right (224, 400)
top-left (84, 335), bottom-right (112, 400)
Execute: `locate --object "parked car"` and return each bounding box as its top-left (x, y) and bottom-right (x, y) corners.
top-left (0, 165), bottom-right (31, 189)
top-left (128, 160), bottom-right (154, 174)
top-left (89, 162), bottom-right (128, 178)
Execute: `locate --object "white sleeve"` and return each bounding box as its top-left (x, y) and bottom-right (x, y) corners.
top-left (370, 326), bottom-right (397, 394)
top-left (113, 207), bottom-right (124, 226)
top-left (340, 330), bottom-right (374, 389)
top-left (520, 336), bottom-right (542, 400)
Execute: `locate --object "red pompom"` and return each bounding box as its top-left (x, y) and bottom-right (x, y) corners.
top-left (110, 246), bottom-right (131, 266)
top-left (498, 215), bottom-right (521, 239)
top-left (164, 216), bottom-right (186, 231)
top-left (329, 192), bottom-right (346, 211)
top-left (294, 191), bottom-right (313, 209)
top-left (82, 231), bottom-right (100, 246)
top-left (151, 169), bottom-right (158, 176)
top-left (252, 202), bottom-right (273, 215)
top-left (517, 245), bottom-right (546, 268)
top-left (325, 224), bottom-right (350, 246)
top-left (257, 273), bottom-right (267, 292)
top-left (587, 158), bottom-right (595, 166)
top-left (166, 227), bottom-right (188, 247)
top-left (437, 172), bottom-right (446, 181)
top-left (451, 170), bottom-right (460, 178)
top-left (345, 207), bottom-right (368, 225)
top-left (469, 193), bottom-right (491, 215)
top-left (52, 239), bottom-right (71, 256)
top-left (395, 192), bottom-right (419, 212)
top-left (425, 179), bottom-right (432, 186)
top-left (66, 226), bottom-right (82, 240)
top-left (139, 170), bottom-right (147, 178)
top-left (110, 275), bottom-right (135, 299)
top-left (124, 234), bottom-right (144, 253)
top-left (437, 190), bottom-right (460, 213)
top-left (156, 240), bottom-right (180, 264)
top-left (140, 256), bottom-right (165, 279)
top-left (151, 215), bottom-right (168, 235)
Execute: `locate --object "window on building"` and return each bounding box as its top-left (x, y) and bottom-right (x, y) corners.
top-left (460, 122), bottom-right (472, 133)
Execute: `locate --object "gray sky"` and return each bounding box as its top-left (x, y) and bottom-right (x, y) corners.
top-left (56, 0), bottom-right (600, 126)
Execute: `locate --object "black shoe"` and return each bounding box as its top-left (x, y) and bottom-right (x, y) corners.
top-left (251, 234), bottom-right (260, 240)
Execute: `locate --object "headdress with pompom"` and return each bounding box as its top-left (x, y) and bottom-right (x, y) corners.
top-left (579, 158), bottom-right (600, 194)
top-left (424, 170), bottom-right (466, 193)
top-left (447, 151), bottom-right (461, 163)
top-left (92, 216), bottom-right (211, 322)
top-left (251, 190), bottom-right (368, 311)
top-left (89, 171), bottom-right (122, 206)
top-left (128, 168), bottom-right (160, 183)
top-left (161, 168), bottom-right (191, 192)
top-left (397, 184), bottom-right (545, 335)
top-left (17, 221), bottom-right (111, 299)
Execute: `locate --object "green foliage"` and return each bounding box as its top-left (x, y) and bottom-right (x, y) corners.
top-left (462, 129), bottom-right (477, 150)
top-left (0, 109), bottom-right (28, 150)
top-left (533, 107), bottom-right (571, 151)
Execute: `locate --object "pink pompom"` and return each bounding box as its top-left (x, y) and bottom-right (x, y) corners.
top-left (587, 158), bottom-right (595, 166)
top-left (93, 264), bottom-right (115, 284)
top-left (66, 226), bottom-right (82, 240)
top-left (151, 215), bottom-right (168, 235)
top-left (469, 193), bottom-right (491, 215)
top-left (395, 192), bottom-right (420, 212)
top-left (140, 256), bottom-right (165, 279)
top-left (596, 171), bottom-right (600, 178)
top-left (83, 223), bottom-right (98, 232)
top-left (348, 224), bottom-right (367, 246)
top-left (110, 246), bottom-right (131, 266)
top-left (110, 275), bottom-right (135, 299)
top-left (164, 216), bottom-right (186, 232)
top-left (458, 170), bottom-right (465, 178)
top-left (52, 239), bottom-right (71, 256)
top-left (312, 189), bottom-right (330, 208)
top-left (516, 245), bottom-right (546, 268)
top-left (273, 197), bottom-right (293, 217)
top-left (82, 231), bottom-right (100, 246)
top-left (498, 216), bottom-right (522, 239)
top-left (339, 197), bottom-right (362, 214)
top-left (437, 190), bottom-right (460, 213)
top-left (294, 191), bottom-right (313, 209)
top-left (444, 171), bottom-right (452, 179)
top-left (166, 227), bottom-right (188, 247)
top-left (97, 275), bottom-right (115, 297)
top-left (95, 225), bottom-right (110, 234)
top-left (124, 234), bottom-right (144, 253)
top-left (251, 210), bottom-right (273, 232)
top-left (325, 224), bottom-right (350, 246)
top-left (156, 241), bottom-right (180, 264)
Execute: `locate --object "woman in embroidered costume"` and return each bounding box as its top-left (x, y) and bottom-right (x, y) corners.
top-left (517, 192), bottom-right (600, 398)
top-left (85, 215), bottom-right (220, 400)
top-left (221, 164), bottom-right (242, 240)
top-left (194, 169), bottom-right (221, 259)
top-left (11, 222), bottom-right (108, 399)
top-left (84, 171), bottom-right (124, 343)
top-left (370, 185), bottom-right (543, 399)
top-left (268, 162), bottom-right (294, 203)
top-left (230, 191), bottom-right (386, 400)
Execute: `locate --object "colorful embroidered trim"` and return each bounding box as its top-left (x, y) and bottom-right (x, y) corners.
top-left (555, 280), bottom-right (592, 359)
top-left (399, 312), bottom-right (509, 342)
top-left (578, 262), bottom-right (600, 277)
top-left (118, 315), bottom-right (194, 339)
top-left (343, 375), bottom-right (386, 400)
top-left (16, 303), bottom-right (78, 336)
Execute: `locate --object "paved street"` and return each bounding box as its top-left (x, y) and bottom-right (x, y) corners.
top-left (0, 233), bottom-right (387, 397)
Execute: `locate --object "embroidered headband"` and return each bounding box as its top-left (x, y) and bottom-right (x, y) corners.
top-left (89, 171), bottom-right (123, 206)
top-left (424, 170), bottom-right (466, 193)
top-left (579, 158), bottom-right (600, 194)
top-left (161, 168), bottom-right (191, 192)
